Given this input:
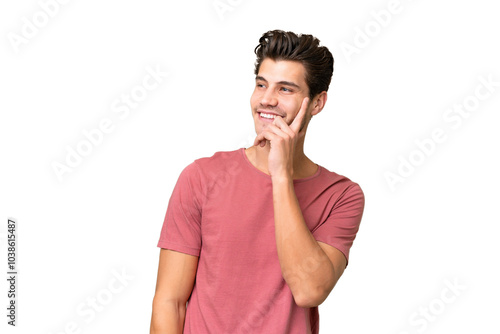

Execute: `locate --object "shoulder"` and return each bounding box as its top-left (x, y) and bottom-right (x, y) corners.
top-left (193, 147), bottom-right (241, 168)
top-left (318, 165), bottom-right (363, 195)
top-left (182, 147), bottom-right (242, 181)
top-left (191, 147), bottom-right (241, 171)
top-left (314, 165), bottom-right (365, 213)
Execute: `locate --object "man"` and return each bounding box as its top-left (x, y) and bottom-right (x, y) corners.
top-left (150, 29), bottom-right (365, 333)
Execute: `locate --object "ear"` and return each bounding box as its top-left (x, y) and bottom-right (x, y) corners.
top-left (310, 91), bottom-right (328, 117)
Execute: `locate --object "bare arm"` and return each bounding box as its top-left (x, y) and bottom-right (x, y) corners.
top-left (150, 249), bottom-right (199, 334)
top-left (272, 177), bottom-right (345, 308)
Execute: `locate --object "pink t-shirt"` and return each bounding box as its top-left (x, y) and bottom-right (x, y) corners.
top-left (157, 147), bottom-right (365, 333)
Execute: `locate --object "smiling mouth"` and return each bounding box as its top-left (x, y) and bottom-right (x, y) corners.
top-left (258, 112), bottom-right (283, 121)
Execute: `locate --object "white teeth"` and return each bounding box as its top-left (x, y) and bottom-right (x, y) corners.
top-left (260, 113), bottom-right (277, 119)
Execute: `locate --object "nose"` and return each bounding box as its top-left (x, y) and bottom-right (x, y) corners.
top-left (260, 87), bottom-right (278, 107)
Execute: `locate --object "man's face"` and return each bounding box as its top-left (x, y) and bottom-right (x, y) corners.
top-left (250, 58), bottom-right (311, 136)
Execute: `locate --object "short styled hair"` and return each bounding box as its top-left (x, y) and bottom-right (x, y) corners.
top-left (254, 29), bottom-right (334, 99)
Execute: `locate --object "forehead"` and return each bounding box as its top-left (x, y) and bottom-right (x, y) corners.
top-left (257, 58), bottom-right (307, 86)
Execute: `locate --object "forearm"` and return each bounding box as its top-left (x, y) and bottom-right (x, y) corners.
top-left (150, 298), bottom-right (186, 334)
top-left (272, 176), bottom-right (335, 308)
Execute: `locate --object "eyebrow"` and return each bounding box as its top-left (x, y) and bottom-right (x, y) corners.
top-left (255, 76), bottom-right (301, 89)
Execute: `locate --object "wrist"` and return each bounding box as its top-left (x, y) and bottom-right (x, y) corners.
top-left (271, 172), bottom-right (293, 185)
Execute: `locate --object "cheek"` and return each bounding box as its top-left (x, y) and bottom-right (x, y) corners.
top-left (282, 100), bottom-right (297, 114)
top-left (250, 93), bottom-right (263, 109)
top-left (250, 91), bottom-right (258, 105)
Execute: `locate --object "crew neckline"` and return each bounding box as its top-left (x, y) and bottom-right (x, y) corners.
top-left (239, 147), bottom-right (322, 183)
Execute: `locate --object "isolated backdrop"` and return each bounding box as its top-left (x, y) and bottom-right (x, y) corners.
top-left (1, 0), bottom-right (499, 333)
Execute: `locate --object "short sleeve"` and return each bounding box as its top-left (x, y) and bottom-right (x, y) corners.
top-left (157, 161), bottom-right (203, 257)
top-left (313, 183), bottom-right (365, 266)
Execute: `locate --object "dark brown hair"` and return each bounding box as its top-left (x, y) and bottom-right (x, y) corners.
top-left (254, 30), bottom-right (334, 99)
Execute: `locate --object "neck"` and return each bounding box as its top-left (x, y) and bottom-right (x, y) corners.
top-left (246, 137), bottom-right (317, 179)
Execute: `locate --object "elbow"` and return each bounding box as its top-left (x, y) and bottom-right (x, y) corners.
top-left (152, 295), bottom-right (186, 310)
top-left (151, 294), bottom-right (187, 318)
top-left (293, 286), bottom-right (331, 308)
top-left (292, 272), bottom-right (337, 308)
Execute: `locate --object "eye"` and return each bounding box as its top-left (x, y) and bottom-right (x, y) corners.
top-left (281, 87), bottom-right (293, 92)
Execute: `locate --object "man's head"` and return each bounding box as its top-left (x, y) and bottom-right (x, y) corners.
top-left (254, 30), bottom-right (334, 100)
top-left (250, 30), bottom-right (333, 137)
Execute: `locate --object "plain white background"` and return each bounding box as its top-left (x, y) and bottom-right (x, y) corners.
top-left (1, 0), bottom-right (499, 333)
